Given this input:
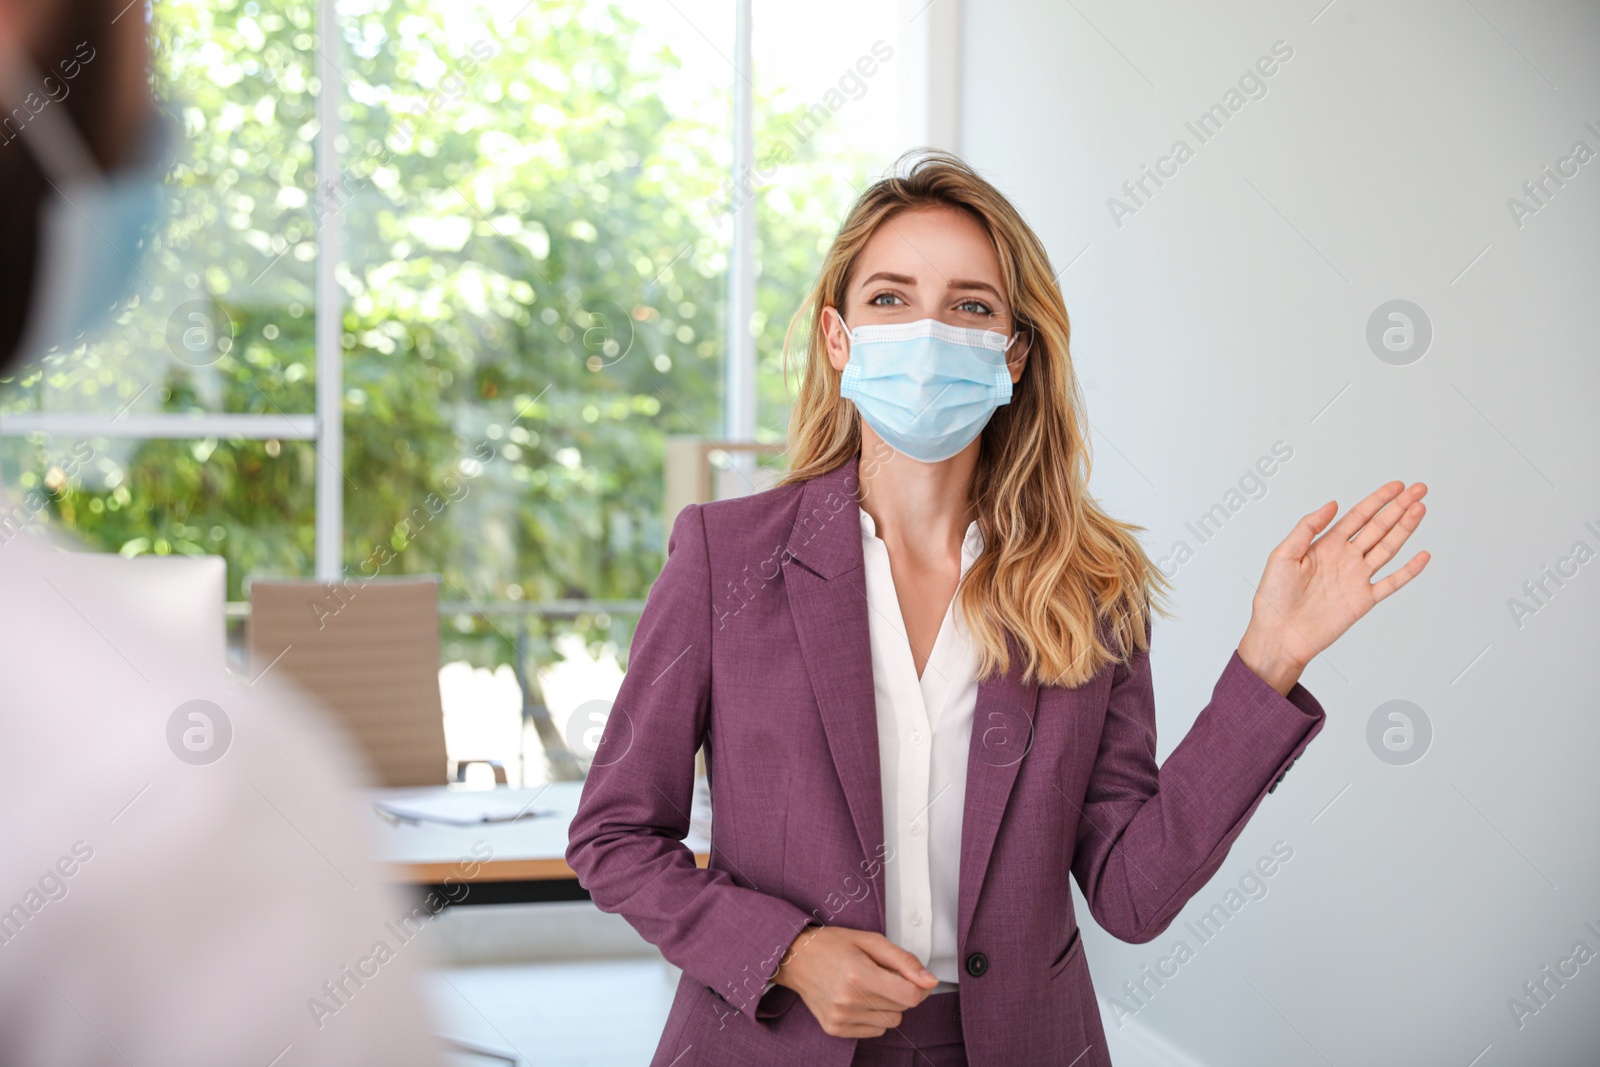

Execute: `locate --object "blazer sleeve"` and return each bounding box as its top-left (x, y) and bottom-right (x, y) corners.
top-left (565, 503), bottom-right (816, 1019)
top-left (1070, 613), bottom-right (1326, 944)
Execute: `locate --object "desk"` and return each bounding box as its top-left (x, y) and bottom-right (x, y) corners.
top-left (369, 780), bottom-right (712, 906)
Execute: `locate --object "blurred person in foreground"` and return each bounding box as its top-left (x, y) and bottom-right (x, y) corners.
top-left (0, 1), bottom-right (444, 1063)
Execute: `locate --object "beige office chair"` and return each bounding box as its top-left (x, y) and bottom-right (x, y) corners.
top-left (247, 575), bottom-right (505, 788)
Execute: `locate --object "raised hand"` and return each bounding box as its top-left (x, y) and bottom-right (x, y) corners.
top-left (1238, 480), bottom-right (1431, 693)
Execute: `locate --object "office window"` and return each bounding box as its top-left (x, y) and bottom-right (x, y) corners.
top-left (0, 0), bottom-right (934, 783)
top-left (0, 434), bottom-right (317, 590)
top-left (751, 5), bottom-right (910, 435)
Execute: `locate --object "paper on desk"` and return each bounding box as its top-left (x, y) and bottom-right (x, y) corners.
top-left (374, 792), bottom-right (555, 826)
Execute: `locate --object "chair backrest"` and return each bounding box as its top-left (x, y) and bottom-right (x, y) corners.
top-left (248, 576), bottom-right (446, 787)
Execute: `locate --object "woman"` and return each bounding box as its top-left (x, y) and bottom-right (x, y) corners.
top-left (566, 151), bottom-right (1429, 1067)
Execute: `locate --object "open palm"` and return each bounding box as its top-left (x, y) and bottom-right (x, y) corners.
top-left (1250, 480), bottom-right (1431, 669)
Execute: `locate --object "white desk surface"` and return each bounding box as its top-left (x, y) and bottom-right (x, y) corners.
top-left (367, 780), bottom-right (712, 883)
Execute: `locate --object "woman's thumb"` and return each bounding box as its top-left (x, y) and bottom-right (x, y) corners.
top-left (860, 933), bottom-right (938, 986)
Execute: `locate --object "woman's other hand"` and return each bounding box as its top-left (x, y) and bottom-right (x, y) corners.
top-left (1239, 480), bottom-right (1431, 694)
top-left (773, 925), bottom-right (939, 1038)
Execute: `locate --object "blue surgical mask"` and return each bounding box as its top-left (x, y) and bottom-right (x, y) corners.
top-left (0, 43), bottom-right (174, 361)
top-left (831, 308), bottom-right (1018, 463)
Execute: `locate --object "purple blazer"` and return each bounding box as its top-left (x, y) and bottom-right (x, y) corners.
top-left (566, 453), bottom-right (1326, 1067)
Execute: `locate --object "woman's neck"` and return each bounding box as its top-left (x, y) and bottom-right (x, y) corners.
top-left (856, 429), bottom-right (979, 560)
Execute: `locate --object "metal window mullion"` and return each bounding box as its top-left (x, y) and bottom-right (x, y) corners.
top-left (724, 0), bottom-right (755, 444)
top-left (314, 0), bottom-right (344, 582)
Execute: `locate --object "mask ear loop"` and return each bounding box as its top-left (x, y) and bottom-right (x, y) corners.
top-left (825, 305), bottom-right (853, 359)
top-left (999, 320), bottom-right (1036, 381)
top-left (983, 323), bottom-right (1020, 361)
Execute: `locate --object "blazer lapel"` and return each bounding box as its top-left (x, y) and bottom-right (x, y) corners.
top-left (782, 452), bottom-right (1043, 948)
top-left (957, 641), bottom-right (1041, 948)
top-left (782, 453), bottom-right (887, 932)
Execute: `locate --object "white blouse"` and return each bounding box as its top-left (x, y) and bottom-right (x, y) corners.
top-left (761, 507), bottom-right (982, 1000)
top-left (858, 505), bottom-right (982, 993)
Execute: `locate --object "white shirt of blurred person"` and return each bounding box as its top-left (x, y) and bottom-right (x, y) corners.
top-left (0, 5), bottom-right (444, 1064)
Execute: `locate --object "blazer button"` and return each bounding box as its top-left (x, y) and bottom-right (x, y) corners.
top-left (964, 952), bottom-right (988, 977)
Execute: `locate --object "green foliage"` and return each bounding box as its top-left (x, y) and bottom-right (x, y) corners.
top-left (2, 0), bottom-right (881, 671)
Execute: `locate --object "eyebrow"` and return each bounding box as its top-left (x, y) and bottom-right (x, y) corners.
top-left (949, 278), bottom-right (1003, 299)
top-left (858, 271), bottom-right (1005, 301)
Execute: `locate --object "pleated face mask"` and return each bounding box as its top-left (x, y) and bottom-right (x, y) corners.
top-left (0, 38), bottom-right (175, 365)
top-left (831, 308), bottom-right (1018, 463)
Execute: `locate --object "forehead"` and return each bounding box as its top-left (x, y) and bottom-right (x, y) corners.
top-left (852, 205), bottom-right (1002, 289)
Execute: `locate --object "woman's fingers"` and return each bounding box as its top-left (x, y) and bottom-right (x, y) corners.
top-left (1276, 499), bottom-right (1337, 563)
top-left (837, 1004), bottom-right (905, 1030)
top-left (838, 971), bottom-right (923, 1014)
top-left (1371, 549), bottom-right (1431, 604)
top-left (822, 968), bottom-right (912, 1039)
top-left (1325, 479), bottom-right (1406, 546)
top-left (795, 927), bottom-right (939, 1039)
top-left (826, 933), bottom-right (934, 1035)
top-left (1360, 497), bottom-right (1428, 574)
top-left (1350, 482), bottom-right (1428, 557)
top-left (857, 931), bottom-right (939, 991)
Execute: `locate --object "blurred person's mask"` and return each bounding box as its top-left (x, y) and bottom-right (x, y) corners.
top-left (830, 307), bottom-right (1018, 463)
top-left (0, 43), bottom-right (174, 359)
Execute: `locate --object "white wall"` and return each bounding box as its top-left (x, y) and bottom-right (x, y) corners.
top-left (956, 2), bottom-right (1600, 1064)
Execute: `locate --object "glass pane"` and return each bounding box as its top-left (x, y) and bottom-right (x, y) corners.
top-left (334, 0), bottom-right (733, 619)
top-left (336, 0), bottom-right (736, 783)
top-left (752, 3), bottom-right (915, 438)
top-left (0, 433), bottom-right (317, 600)
top-left (0, 0), bottom-right (319, 417)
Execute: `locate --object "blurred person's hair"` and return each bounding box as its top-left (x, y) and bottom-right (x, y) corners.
top-left (778, 149), bottom-right (1174, 689)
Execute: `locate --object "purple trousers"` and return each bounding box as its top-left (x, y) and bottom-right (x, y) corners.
top-left (849, 992), bottom-right (966, 1066)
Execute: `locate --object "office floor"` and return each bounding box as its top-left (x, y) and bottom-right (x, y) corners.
top-left (422, 957), bottom-right (1203, 1067)
top-left (427, 957), bottom-right (676, 1066)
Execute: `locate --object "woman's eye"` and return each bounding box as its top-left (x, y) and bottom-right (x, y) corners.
top-left (868, 292), bottom-right (904, 306)
top-left (957, 299), bottom-right (993, 315)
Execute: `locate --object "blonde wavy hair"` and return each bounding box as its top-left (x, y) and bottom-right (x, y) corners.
top-left (776, 150), bottom-right (1173, 689)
